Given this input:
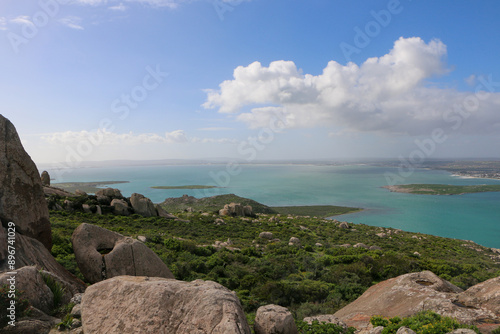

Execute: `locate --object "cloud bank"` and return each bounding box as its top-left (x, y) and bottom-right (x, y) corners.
top-left (203, 37), bottom-right (500, 136)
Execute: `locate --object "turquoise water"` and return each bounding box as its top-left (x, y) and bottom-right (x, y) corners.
top-left (47, 164), bottom-right (500, 248)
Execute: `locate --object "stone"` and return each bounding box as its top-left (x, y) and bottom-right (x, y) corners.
top-left (71, 304), bottom-right (82, 318)
top-left (303, 315), bottom-right (347, 329)
top-left (71, 223), bottom-right (174, 284)
top-left (370, 326), bottom-right (385, 334)
top-left (95, 205), bottom-right (102, 215)
top-left (369, 246), bottom-right (382, 251)
top-left (81, 276), bottom-right (251, 334)
top-left (137, 235), bottom-right (147, 242)
top-left (0, 226), bottom-right (86, 294)
top-left (254, 304), bottom-right (298, 334)
top-left (259, 232), bottom-right (274, 240)
top-left (0, 115), bottom-right (52, 249)
top-left (40, 171), bottom-right (50, 186)
top-left (334, 271), bottom-right (500, 333)
top-left (315, 243), bottom-right (323, 247)
top-left (43, 186), bottom-right (74, 197)
top-left (289, 237), bottom-right (301, 246)
top-left (82, 204), bottom-right (92, 214)
top-left (1, 319), bottom-right (52, 334)
top-left (75, 189), bottom-right (87, 196)
top-left (396, 327), bottom-right (416, 334)
top-left (70, 293), bottom-right (84, 305)
top-left (354, 243), bottom-right (369, 249)
top-left (155, 204), bottom-right (177, 219)
top-left (448, 330), bottom-right (478, 334)
top-left (110, 198), bottom-right (130, 216)
top-left (0, 266), bottom-right (53, 314)
top-left (220, 202), bottom-right (253, 217)
top-left (95, 188), bottom-right (123, 204)
top-left (130, 193), bottom-right (157, 217)
top-left (339, 222), bottom-right (349, 229)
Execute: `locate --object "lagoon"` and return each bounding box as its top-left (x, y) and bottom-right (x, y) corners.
top-left (46, 164), bottom-right (500, 248)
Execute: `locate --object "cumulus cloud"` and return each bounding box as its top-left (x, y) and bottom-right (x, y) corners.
top-left (109, 3), bottom-right (128, 11)
top-left (42, 129), bottom-right (236, 146)
top-left (59, 16), bottom-right (84, 30)
top-left (203, 37), bottom-right (500, 136)
top-left (10, 16), bottom-right (35, 26)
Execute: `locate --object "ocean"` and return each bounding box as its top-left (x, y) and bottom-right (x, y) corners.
top-left (46, 164), bottom-right (500, 248)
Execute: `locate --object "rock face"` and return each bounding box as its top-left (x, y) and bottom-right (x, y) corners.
top-left (0, 227), bottom-right (86, 294)
top-left (334, 271), bottom-right (500, 333)
top-left (0, 266), bottom-right (54, 314)
top-left (71, 223), bottom-right (174, 284)
top-left (110, 198), bottom-right (130, 216)
top-left (219, 203), bottom-right (253, 217)
top-left (155, 204), bottom-right (177, 219)
top-left (254, 304), bottom-right (298, 334)
top-left (40, 171), bottom-right (50, 186)
top-left (81, 276), bottom-right (251, 334)
top-left (0, 115), bottom-right (51, 249)
top-left (130, 193), bottom-right (157, 217)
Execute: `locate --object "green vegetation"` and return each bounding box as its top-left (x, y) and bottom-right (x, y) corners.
top-left (50, 207), bottom-right (500, 324)
top-left (370, 311), bottom-right (479, 334)
top-left (0, 285), bottom-right (31, 328)
top-left (52, 181), bottom-right (129, 194)
top-left (385, 184), bottom-right (500, 195)
top-left (272, 205), bottom-right (361, 218)
top-left (297, 320), bottom-right (355, 334)
top-left (40, 272), bottom-right (66, 311)
top-left (492, 326), bottom-right (500, 334)
top-left (152, 185), bottom-right (219, 189)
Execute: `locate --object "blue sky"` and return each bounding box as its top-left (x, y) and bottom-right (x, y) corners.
top-left (1, 0), bottom-right (500, 165)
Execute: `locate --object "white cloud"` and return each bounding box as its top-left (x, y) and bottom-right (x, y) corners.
top-left (10, 16), bottom-right (35, 27)
top-left (197, 127), bottom-right (233, 131)
top-left (0, 17), bottom-right (7, 31)
top-left (42, 129), bottom-right (236, 146)
top-left (203, 37), bottom-right (500, 136)
top-left (59, 16), bottom-right (84, 30)
top-left (109, 3), bottom-right (128, 11)
top-left (71, 0), bottom-right (108, 5)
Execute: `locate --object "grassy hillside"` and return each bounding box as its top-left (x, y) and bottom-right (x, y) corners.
top-left (50, 207), bottom-right (500, 325)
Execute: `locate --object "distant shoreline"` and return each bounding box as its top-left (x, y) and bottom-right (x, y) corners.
top-left (383, 184), bottom-right (500, 195)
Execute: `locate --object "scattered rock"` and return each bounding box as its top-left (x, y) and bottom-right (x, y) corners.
top-left (303, 315), bottom-right (347, 329)
top-left (315, 243), bottom-right (323, 247)
top-left (75, 189), bottom-right (87, 196)
top-left (0, 115), bottom-right (52, 249)
top-left (376, 233), bottom-right (387, 238)
top-left (413, 252), bottom-right (421, 257)
top-left (82, 204), bottom-right (92, 214)
top-left (259, 232), bottom-right (274, 240)
top-left (40, 171), bottom-right (50, 186)
top-left (289, 237), bottom-right (301, 246)
top-left (396, 327), bottom-right (416, 334)
top-left (137, 235), bottom-right (147, 243)
top-left (339, 222), bottom-right (350, 229)
top-left (254, 304), bottom-right (298, 334)
top-left (71, 223), bottom-right (174, 284)
top-left (71, 304), bottom-right (82, 318)
top-left (130, 193), bottom-right (157, 217)
top-left (354, 243), bottom-right (369, 249)
top-left (110, 198), bottom-right (130, 216)
top-left (369, 246), bottom-right (382, 251)
top-left (219, 202), bottom-right (254, 217)
top-left (81, 276), bottom-right (251, 334)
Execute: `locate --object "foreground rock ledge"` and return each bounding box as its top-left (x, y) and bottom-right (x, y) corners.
top-left (81, 276), bottom-right (251, 334)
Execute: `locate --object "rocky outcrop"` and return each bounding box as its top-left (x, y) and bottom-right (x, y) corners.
top-left (303, 315), bottom-right (347, 329)
top-left (81, 276), bottom-right (251, 334)
top-left (0, 226), bottom-right (86, 294)
top-left (334, 271), bottom-right (500, 333)
top-left (95, 188), bottom-right (123, 204)
top-left (130, 193), bottom-right (157, 217)
top-left (254, 304), bottom-right (298, 334)
top-left (0, 115), bottom-right (52, 249)
top-left (155, 204), bottom-right (177, 219)
top-left (43, 186), bottom-right (75, 197)
top-left (219, 203), bottom-right (254, 217)
top-left (110, 198), bottom-right (130, 216)
top-left (71, 223), bottom-right (174, 284)
top-left (40, 171), bottom-right (50, 186)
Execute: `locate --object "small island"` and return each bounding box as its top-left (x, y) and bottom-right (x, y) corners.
top-left (151, 185), bottom-right (219, 190)
top-left (384, 184), bottom-right (500, 195)
top-left (52, 181), bottom-right (129, 194)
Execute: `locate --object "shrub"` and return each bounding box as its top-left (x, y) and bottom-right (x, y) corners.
top-left (41, 273), bottom-right (66, 310)
top-left (296, 320), bottom-right (356, 334)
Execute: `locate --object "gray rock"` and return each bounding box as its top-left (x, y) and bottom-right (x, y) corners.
top-left (0, 115), bottom-right (51, 249)
top-left (254, 304), bottom-right (298, 334)
top-left (40, 171), bottom-right (50, 186)
top-left (71, 223), bottom-right (174, 284)
top-left (71, 304), bottom-right (82, 318)
top-left (289, 237), bottom-right (301, 246)
top-left (303, 314), bottom-right (347, 329)
top-left (396, 327), bottom-right (416, 334)
top-left (155, 204), bottom-right (177, 219)
top-left (81, 276), bottom-right (251, 334)
top-left (339, 222), bottom-right (350, 229)
top-left (82, 204), bottom-right (92, 214)
top-left (130, 193), bottom-right (157, 217)
top-left (259, 232), bottom-right (274, 240)
top-left (110, 198), bottom-right (130, 216)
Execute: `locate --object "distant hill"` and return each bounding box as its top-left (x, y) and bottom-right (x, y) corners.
top-left (160, 193), bottom-right (278, 214)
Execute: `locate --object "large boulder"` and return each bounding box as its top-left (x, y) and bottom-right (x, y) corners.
top-left (219, 203), bottom-right (253, 217)
top-left (0, 225), bottom-right (86, 294)
top-left (71, 223), bottom-right (174, 284)
top-left (130, 193), bottom-right (157, 217)
top-left (81, 276), bottom-right (251, 334)
top-left (0, 115), bottom-right (51, 249)
top-left (155, 204), bottom-right (177, 219)
top-left (254, 304), bottom-right (298, 334)
top-left (334, 271), bottom-right (500, 333)
top-left (110, 198), bottom-right (130, 216)
top-left (40, 171), bottom-right (50, 186)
